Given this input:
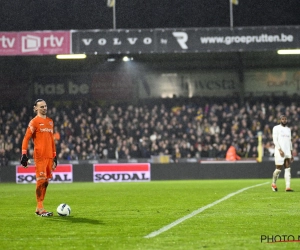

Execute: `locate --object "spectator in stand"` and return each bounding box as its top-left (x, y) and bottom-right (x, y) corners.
top-left (247, 145), bottom-right (258, 158)
top-left (81, 151), bottom-right (88, 160)
top-left (292, 143), bottom-right (298, 157)
top-left (200, 145), bottom-right (209, 158)
top-left (179, 141), bottom-right (189, 158)
top-left (8, 147), bottom-right (21, 161)
top-left (74, 145), bottom-right (83, 160)
top-left (172, 143), bottom-right (181, 162)
top-left (263, 124), bottom-right (272, 139)
top-left (107, 138), bottom-right (117, 159)
top-left (69, 149), bottom-right (79, 160)
top-left (87, 149), bottom-right (100, 161)
top-left (118, 145), bottom-right (130, 159)
top-left (187, 144), bottom-right (196, 158)
top-left (58, 142), bottom-right (70, 160)
top-left (264, 142), bottom-right (275, 157)
top-left (130, 144), bottom-right (141, 158)
top-left (0, 148), bottom-right (8, 168)
top-left (216, 143), bottom-right (227, 159)
top-left (208, 144), bottom-right (218, 158)
top-left (209, 122), bottom-right (220, 136)
top-left (225, 145), bottom-right (241, 161)
top-left (53, 126), bottom-right (60, 143)
top-left (139, 139), bottom-right (151, 158)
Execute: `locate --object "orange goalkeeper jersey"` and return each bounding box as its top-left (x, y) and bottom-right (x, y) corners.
top-left (22, 116), bottom-right (56, 159)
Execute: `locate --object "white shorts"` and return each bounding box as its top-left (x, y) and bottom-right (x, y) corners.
top-left (274, 150), bottom-right (291, 165)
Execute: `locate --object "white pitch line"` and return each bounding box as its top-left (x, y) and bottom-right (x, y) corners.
top-left (144, 182), bottom-right (269, 238)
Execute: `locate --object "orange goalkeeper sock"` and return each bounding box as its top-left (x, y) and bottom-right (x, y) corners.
top-left (36, 179), bottom-right (48, 209)
top-left (37, 201), bottom-right (43, 210)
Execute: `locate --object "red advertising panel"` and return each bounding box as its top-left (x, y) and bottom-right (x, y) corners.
top-left (0, 31), bottom-right (71, 55)
top-left (93, 163), bottom-right (151, 183)
top-left (16, 164), bottom-right (73, 184)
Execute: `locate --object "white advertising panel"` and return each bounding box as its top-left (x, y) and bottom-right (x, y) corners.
top-left (93, 163), bottom-right (151, 183)
top-left (16, 164), bottom-right (73, 184)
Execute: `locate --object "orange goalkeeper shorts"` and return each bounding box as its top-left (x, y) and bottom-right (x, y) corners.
top-left (34, 158), bottom-right (54, 180)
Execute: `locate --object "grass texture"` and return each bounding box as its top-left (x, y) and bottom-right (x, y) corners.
top-left (0, 179), bottom-right (300, 250)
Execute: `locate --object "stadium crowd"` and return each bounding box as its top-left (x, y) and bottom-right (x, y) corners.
top-left (1, 96), bottom-right (300, 163)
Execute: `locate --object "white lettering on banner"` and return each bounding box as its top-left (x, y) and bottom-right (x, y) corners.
top-left (172, 32), bottom-right (188, 49)
top-left (43, 35), bottom-right (64, 47)
top-left (98, 38), bottom-right (107, 45)
top-left (68, 81), bottom-right (89, 95)
top-left (0, 36), bottom-right (15, 48)
top-left (34, 82), bottom-right (89, 95)
top-left (83, 37), bottom-right (153, 46)
top-left (160, 39), bottom-right (168, 44)
top-left (73, 27), bottom-right (298, 54)
top-left (143, 37), bottom-right (152, 44)
top-left (82, 39), bottom-right (93, 45)
top-left (94, 173), bottom-right (150, 182)
top-left (17, 173), bottom-right (73, 184)
top-left (200, 33), bottom-right (294, 45)
top-left (128, 37), bottom-right (138, 44)
top-left (113, 38), bottom-right (121, 45)
top-left (16, 165), bottom-right (73, 184)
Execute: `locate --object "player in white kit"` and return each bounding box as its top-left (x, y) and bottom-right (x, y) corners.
top-left (271, 115), bottom-right (294, 192)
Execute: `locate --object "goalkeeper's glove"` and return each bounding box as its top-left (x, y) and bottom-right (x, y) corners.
top-left (53, 156), bottom-right (57, 169)
top-left (20, 154), bottom-right (29, 168)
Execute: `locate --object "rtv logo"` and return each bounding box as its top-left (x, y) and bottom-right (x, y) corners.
top-left (21, 34), bottom-right (65, 52)
top-left (0, 31), bottom-right (70, 55)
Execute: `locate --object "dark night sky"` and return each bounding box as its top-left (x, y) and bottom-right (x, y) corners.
top-left (1, 0), bottom-right (300, 32)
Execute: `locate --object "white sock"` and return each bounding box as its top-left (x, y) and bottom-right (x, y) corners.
top-left (285, 168), bottom-right (291, 189)
top-left (272, 169), bottom-right (281, 184)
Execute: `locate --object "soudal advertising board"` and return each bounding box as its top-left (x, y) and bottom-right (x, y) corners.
top-left (0, 31), bottom-right (71, 55)
top-left (93, 163), bottom-right (151, 183)
top-left (16, 164), bottom-right (73, 184)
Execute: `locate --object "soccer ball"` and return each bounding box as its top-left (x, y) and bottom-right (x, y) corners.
top-left (57, 203), bottom-right (71, 216)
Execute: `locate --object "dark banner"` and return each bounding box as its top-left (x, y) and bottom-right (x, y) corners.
top-left (26, 68), bottom-right (300, 102)
top-left (72, 26), bottom-right (300, 54)
top-left (31, 73), bottom-right (134, 102)
top-left (0, 26), bottom-right (298, 56)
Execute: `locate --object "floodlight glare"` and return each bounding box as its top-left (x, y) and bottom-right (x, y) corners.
top-left (56, 54), bottom-right (87, 59)
top-left (107, 58), bottom-right (116, 62)
top-left (277, 49), bottom-right (300, 55)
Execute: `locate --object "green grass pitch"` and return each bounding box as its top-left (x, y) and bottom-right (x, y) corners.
top-left (1, 179), bottom-right (300, 250)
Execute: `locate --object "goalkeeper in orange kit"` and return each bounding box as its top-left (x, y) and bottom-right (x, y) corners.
top-left (21, 99), bottom-right (57, 216)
